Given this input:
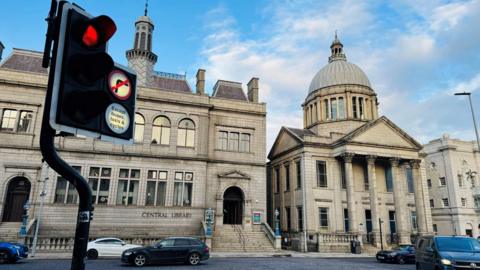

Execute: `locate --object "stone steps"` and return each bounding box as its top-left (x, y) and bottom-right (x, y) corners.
top-left (0, 222), bottom-right (22, 242)
top-left (211, 225), bottom-right (275, 252)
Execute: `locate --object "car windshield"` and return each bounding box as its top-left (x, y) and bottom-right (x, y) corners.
top-left (436, 238), bottom-right (480, 252)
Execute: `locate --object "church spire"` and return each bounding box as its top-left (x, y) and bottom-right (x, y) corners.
top-left (328, 31), bottom-right (346, 63)
top-left (144, 0), bottom-right (148, 16)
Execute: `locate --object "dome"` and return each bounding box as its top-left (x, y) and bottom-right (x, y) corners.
top-left (308, 60), bottom-right (371, 93)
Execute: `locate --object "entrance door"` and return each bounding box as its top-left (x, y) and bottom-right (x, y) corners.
top-left (2, 177), bottom-right (31, 222)
top-left (223, 186), bottom-right (243, 225)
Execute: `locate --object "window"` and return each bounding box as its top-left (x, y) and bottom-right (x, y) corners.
top-left (338, 97), bottom-right (345, 119)
top-left (433, 224), bottom-right (438, 233)
top-left (365, 210), bottom-right (372, 233)
top-left (275, 168), bottom-right (280, 193)
top-left (363, 164), bottom-right (369, 191)
top-left (461, 198), bottom-right (467, 207)
top-left (430, 199), bottom-right (434, 208)
top-left (54, 166), bottom-right (81, 204)
top-left (174, 239), bottom-right (190, 246)
top-left (116, 169), bottom-right (140, 206)
top-left (385, 166), bottom-right (393, 192)
top-left (406, 167), bottom-right (414, 193)
top-left (359, 97), bottom-right (364, 119)
top-left (319, 207), bottom-right (329, 229)
top-left (134, 114), bottom-right (145, 143)
top-left (285, 207), bottom-right (291, 231)
top-left (323, 99), bottom-right (329, 120)
top-left (152, 116), bottom-right (170, 145)
top-left (240, 134), bottom-right (250, 152)
top-left (296, 161), bottom-right (302, 188)
top-left (330, 98), bottom-right (337, 120)
top-left (218, 131), bottom-right (228, 150)
top-left (316, 161), bottom-right (327, 188)
top-left (145, 170), bottom-right (167, 206)
top-left (442, 198), bottom-right (449, 207)
top-left (427, 179), bottom-right (432, 188)
top-left (340, 163), bottom-right (346, 189)
top-left (285, 164), bottom-right (290, 191)
top-left (297, 207), bottom-right (303, 231)
top-left (228, 132), bottom-right (239, 151)
top-left (439, 177), bottom-right (446, 186)
top-left (389, 211), bottom-right (396, 234)
top-left (1, 109), bottom-right (17, 131)
top-left (344, 209), bottom-right (349, 232)
top-left (173, 172), bottom-right (193, 206)
top-left (475, 196), bottom-right (480, 208)
top-left (177, 119), bottom-right (195, 147)
top-left (17, 111), bottom-right (33, 132)
top-left (352, 97), bottom-right (357, 118)
top-left (88, 167), bottom-right (111, 205)
top-left (458, 174), bottom-right (463, 187)
top-left (411, 211), bottom-right (417, 230)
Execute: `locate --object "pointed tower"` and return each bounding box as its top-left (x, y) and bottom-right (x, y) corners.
top-left (126, 1), bottom-right (158, 86)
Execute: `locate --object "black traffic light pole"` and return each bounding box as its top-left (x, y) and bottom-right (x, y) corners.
top-left (41, 1), bottom-right (93, 270)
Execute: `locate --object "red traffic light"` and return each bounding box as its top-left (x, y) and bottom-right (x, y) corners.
top-left (81, 15), bottom-right (117, 47)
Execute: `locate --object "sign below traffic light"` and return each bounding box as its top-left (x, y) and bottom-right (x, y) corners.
top-left (49, 3), bottom-right (136, 144)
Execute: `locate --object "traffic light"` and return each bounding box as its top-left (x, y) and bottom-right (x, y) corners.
top-left (49, 3), bottom-right (136, 143)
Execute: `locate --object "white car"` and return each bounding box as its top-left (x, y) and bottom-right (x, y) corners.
top-left (86, 238), bottom-right (142, 259)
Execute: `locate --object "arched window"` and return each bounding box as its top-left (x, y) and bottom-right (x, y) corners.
top-left (134, 114), bottom-right (144, 143)
top-left (177, 119), bottom-right (195, 147)
top-left (140, 32), bottom-right (146, 50)
top-left (152, 116), bottom-right (171, 145)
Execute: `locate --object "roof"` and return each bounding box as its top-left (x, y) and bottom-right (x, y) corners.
top-left (212, 80), bottom-right (248, 101)
top-left (148, 72), bottom-right (191, 92)
top-left (285, 127), bottom-right (315, 139)
top-left (0, 48), bottom-right (47, 74)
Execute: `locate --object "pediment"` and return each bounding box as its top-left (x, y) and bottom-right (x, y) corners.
top-left (268, 127), bottom-right (303, 159)
top-left (218, 170), bottom-right (250, 179)
top-left (339, 116), bottom-right (421, 149)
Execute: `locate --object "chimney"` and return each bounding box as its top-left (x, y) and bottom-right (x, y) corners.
top-left (247, 77), bottom-right (259, 102)
top-left (0, 42), bottom-right (4, 62)
top-left (196, 69), bottom-right (205, 95)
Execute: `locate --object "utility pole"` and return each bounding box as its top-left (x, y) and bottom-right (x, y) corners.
top-left (454, 92), bottom-right (480, 152)
top-left (31, 161), bottom-right (49, 257)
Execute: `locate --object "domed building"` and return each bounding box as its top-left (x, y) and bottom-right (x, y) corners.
top-left (267, 35), bottom-right (433, 252)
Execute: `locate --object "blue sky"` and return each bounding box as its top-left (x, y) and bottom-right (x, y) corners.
top-left (1, 0), bottom-right (480, 149)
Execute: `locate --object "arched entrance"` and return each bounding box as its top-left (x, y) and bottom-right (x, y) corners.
top-left (223, 186), bottom-right (243, 225)
top-left (2, 177), bottom-right (31, 222)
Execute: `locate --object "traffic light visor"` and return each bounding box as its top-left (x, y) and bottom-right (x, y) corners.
top-left (81, 15), bottom-right (117, 47)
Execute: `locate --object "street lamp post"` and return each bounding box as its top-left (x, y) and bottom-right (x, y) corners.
top-left (274, 209), bottom-right (280, 236)
top-left (379, 218), bottom-right (384, 251)
top-left (455, 92), bottom-right (480, 152)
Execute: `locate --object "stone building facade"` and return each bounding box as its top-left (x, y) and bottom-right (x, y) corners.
top-left (423, 134), bottom-right (480, 237)
top-left (268, 35), bottom-right (433, 252)
top-left (0, 12), bottom-right (273, 251)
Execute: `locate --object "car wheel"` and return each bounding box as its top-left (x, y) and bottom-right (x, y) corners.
top-left (86, 249), bottom-right (98, 260)
top-left (134, 254), bottom-right (147, 267)
top-left (397, 257), bottom-right (405, 264)
top-left (188, 252), bottom-right (201, 266)
top-left (0, 250), bottom-right (10, 264)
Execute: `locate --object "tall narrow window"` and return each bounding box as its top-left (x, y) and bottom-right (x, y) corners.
top-left (406, 167), bottom-right (414, 193)
top-left (1, 109), bottom-right (17, 131)
top-left (134, 113), bottom-right (145, 143)
top-left (365, 210), bottom-right (372, 233)
top-left (275, 168), bottom-right (280, 193)
top-left (239, 133), bottom-right (250, 152)
top-left (344, 209), bottom-right (349, 232)
top-left (297, 207), bottom-right (303, 231)
top-left (323, 99), bottom-right (329, 120)
top-left (173, 172), bottom-right (193, 206)
top-left (330, 98), bottom-right (337, 120)
top-left (17, 111), bottom-right (33, 132)
top-left (389, 211), bottom-right (396, 234)
top-left (285, 207), bottom-right (291, 231)
top-left (439, 177), bottom-right (446, 186)
top-left (54, 166), bottom-right (81, 204)
top-left (411, 211), bottom-right (417, 230)
top-left (338, 97), bottom-right (345, 119)
top-left (363, 163), bottom-right (369, 191)
top-left (285, 164), bottom-right (290, 191)
top-left (359, 97), bottom-right (364, 119)
top-left (385, 166), bottom-right (393, 192)
top-left (228, 132), bottom-right (239, 151)
top-left (145, 170), bottom-right (167, 206)
top-left (340, 163), bottom-right (346, 189)
top-left (296, 161), bottom-right (302, 188)
top-left (314, 103), bottom-right (318, 122)
top-left (458, 174), bottom-right (463, 187)
top-left (427, 179), bottom-right (432, 188)
top-left (88, 167), bottom-right (111, 205)
top-left (152, 116), bottom-right (171, 145)
top-left (140, 32), bottom-right (146, 50)
top-left (218, 131), bottom-right (228, 150)
top-left (352, 97), bottom-right (357, 118)
top-left (316, 161), bottom-right (327, 187)
top-left (319, 207), bottom-right (329, 229)
top-left (177, 119), bottom-right (195, 147)
top-left (116, 169), bottom-right (140, 206)
top-left (429, 199), bottom-right (434, 208)
top-left (442, 198), bottom-right (449, 207)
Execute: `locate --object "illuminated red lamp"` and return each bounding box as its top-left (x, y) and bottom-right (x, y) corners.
top-left (81, 15), bottom-right (117, 47)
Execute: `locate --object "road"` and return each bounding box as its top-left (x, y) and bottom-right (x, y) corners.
top-left (0, 257), bottom-right (415, 270)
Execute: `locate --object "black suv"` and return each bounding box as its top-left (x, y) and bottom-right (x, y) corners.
top-left (121, 237), bottom-right (210, 267)
top-left (416, 235), bottom-right (480, 270)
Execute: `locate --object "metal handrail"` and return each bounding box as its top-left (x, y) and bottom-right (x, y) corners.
top-left (233, 224), bottom-right (247, 252)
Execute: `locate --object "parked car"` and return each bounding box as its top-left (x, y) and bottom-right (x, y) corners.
top-left (121, 237), bottom-right (209, 267)
top-left (0, 242), bottom-right (28, 264)
top-left (416, 235), bottom-right (480, 270)
top-left (87, 238), bottom-right (142, 259)
top-left (376, 244), bottom-right (416, 264)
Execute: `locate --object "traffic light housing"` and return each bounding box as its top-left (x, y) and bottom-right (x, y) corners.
top-left (49, 3), bottom-right (136, 143)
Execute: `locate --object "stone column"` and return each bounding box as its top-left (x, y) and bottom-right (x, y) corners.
top-left (343, 153), bottom-right (358, 232)
top-left (391, 158), bottom-right (410, 244)
top-left (367, 155), bottom-right (380, 247)
top-left (411, 160), bottom-right (427, 235)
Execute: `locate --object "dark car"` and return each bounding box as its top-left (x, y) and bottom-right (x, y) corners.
top-left (376, 245), bottom-right (416, 264)
top-left (416, 235), bottom-right (480, 270)
top-left (121, 237), bottom-right (209, 267)
top-left (0, 242), bottom-right (28, 264)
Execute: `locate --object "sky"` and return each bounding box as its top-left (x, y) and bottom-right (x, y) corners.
top-left (1, 0), bottom-right (480, 151)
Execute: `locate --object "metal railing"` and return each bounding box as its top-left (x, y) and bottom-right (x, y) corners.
top-left (232, 224), bottom-right (246, 252)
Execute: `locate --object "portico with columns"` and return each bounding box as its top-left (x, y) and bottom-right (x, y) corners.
top-left (267, 34), bottom-right (432, 252)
